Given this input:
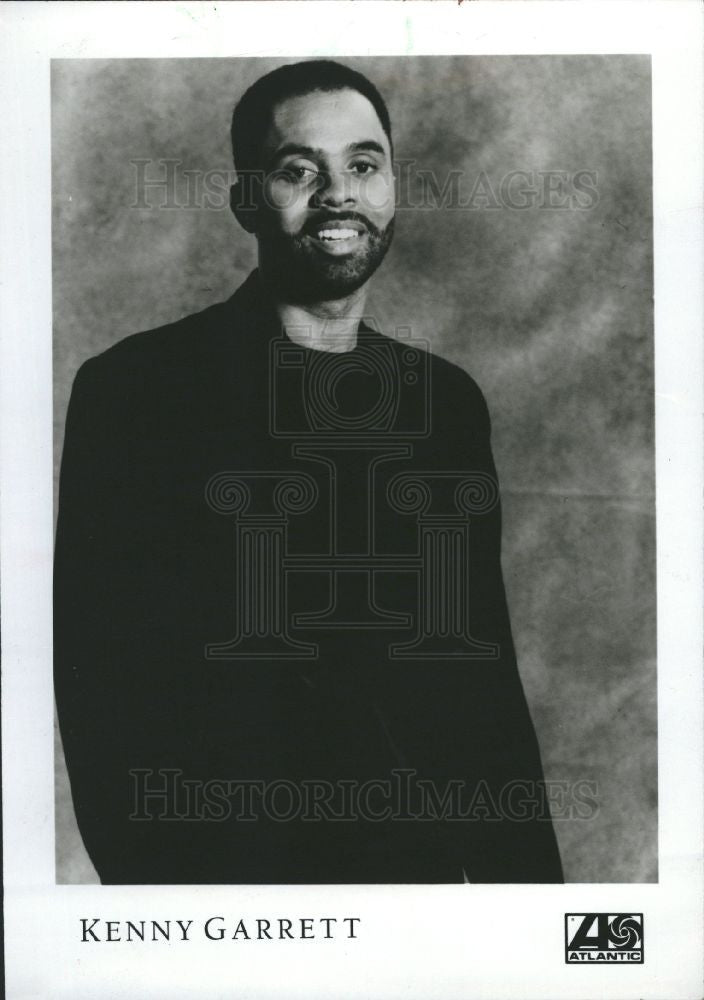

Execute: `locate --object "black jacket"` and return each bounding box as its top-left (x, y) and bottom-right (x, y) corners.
top-left (54, 270), bottom-right (563, 884)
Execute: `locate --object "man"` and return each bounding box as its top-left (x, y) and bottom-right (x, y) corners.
top-left (55, 60), bottom-right (563, 884)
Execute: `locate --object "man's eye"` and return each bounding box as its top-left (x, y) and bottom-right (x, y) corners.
top-left (285, 165), bottom-right (318, 181)
top-left (351, 161), bottom-right (376, 175)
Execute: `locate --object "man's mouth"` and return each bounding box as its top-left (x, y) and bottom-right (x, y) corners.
top-left (316, 227), bottom-right (361, 242)
top-left (306, 218), bottom-right (368, 245)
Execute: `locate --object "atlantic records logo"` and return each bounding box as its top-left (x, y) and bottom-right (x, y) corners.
top-left (565, 913), bottom-right (644, 964)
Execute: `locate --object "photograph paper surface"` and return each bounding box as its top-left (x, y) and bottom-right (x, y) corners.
top-left (1, 3), bottom-right (702, 998)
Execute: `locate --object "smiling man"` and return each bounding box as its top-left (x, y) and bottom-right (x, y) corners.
top-left (55, 60), bottom-right (563, 885)
top-left (232, 62), bottom-right (396, 342)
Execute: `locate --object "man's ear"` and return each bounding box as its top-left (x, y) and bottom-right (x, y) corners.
top-left (230, 180), bottom-right (259, 234)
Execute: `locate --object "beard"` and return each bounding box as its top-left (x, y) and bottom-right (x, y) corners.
top-left (257, 212), bottom-right (395, 304)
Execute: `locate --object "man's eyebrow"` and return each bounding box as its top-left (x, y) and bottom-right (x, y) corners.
top-left (269, 140), bottom-right (388, 164)
top-left (347, 141), bottom-right (386, 156)
top-left (270, 143), bottom-right (319, 163)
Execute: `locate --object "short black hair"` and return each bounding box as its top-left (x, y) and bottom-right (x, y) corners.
top-left (231, 59), bottom-right (392, 175)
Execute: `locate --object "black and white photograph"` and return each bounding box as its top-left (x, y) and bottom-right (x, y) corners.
top-left (53, 52), bottom-right (652, 887)
top-left (2, 3), bottom-right (702, 998)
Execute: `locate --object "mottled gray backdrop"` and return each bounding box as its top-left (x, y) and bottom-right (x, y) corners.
top-left (53, 56), bottom-right (655, 883)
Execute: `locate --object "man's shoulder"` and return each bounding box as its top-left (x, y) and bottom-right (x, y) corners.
top-left (76, 271), bottom-right (265, 390)
top-left (370, 326), bottom-right (490, 418)
top-left (83, 298), bottom-right (235, 376)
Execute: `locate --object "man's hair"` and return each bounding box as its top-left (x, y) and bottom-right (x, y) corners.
top-left (231, 59), bottom-right (392, 175)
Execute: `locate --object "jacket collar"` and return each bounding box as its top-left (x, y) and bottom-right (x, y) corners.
top-left (227, 268), bottom-right (380, 341)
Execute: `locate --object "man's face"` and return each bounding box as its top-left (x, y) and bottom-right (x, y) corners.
top-left (254, 87), bottom-right (395, 302)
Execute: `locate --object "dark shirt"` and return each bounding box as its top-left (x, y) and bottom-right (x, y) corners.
top-left (54, 270), bottom-right (563, 884)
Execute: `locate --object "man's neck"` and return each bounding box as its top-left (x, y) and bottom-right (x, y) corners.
top-left (260, 273), bottom-right (369, 354)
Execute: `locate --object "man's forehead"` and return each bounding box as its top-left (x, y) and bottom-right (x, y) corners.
top-left (263, 88), bottom-right (389, 159)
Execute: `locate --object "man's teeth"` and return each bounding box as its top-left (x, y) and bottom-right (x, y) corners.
top-left (316, 228), bottom-right (360, 241)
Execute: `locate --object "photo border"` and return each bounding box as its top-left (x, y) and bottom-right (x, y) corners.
top-left (1, 3), bottom-right (702, 998)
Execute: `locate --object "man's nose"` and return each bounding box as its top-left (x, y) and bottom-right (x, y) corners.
top-left (311, 169), bottom-right (354, 208)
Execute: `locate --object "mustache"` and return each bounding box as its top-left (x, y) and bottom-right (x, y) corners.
top-left (302, 211), bottom-right (378, 237)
